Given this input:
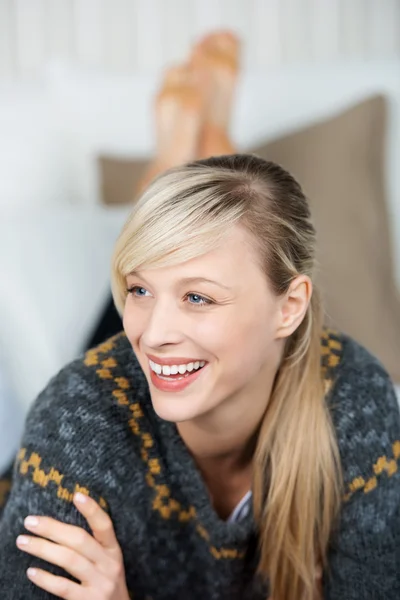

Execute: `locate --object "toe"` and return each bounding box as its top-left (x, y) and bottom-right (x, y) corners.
top-left (191, 31), bottom-right (240, 72)
top-left (161, 64), bottom-right (191, 89)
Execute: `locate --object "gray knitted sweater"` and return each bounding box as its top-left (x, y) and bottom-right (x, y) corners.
top-left (0, 329), bottom-right (399, 599)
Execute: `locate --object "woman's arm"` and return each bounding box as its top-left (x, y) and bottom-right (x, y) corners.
top-left (0, 365), bottom-right (108, 598)
top-left (323, 364), bottom-right (400, 599)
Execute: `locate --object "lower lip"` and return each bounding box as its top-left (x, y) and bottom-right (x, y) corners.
top-left (149, 364), bottom-right (207, 392)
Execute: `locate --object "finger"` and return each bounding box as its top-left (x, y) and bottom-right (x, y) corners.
top-left (23, 515), bottom-right (104, 565)
top-left (26, 567), bottom-right (85, 600)
top-left (16, 535), bottom-right (95, 583)
top-left (73, 493), bottom-right (120, 553)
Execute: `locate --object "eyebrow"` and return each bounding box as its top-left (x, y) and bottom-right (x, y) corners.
top-left (129, 272), bottom-right (232, 291)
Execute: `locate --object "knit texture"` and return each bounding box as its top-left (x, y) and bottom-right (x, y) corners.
top-left (0, 329), bottom-right (399, 599)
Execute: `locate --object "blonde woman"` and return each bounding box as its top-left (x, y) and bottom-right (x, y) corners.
top-left (1, 35), bottom-right (399, 600)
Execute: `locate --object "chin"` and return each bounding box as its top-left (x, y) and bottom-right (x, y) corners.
top-left (150, 394), bottom-right (203, 424)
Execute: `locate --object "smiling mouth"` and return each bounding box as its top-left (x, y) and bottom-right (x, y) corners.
top-left (154, 365), bottom-right (206, 381)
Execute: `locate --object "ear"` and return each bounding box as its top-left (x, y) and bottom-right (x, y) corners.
top-left (275, 275), bottom-right (313, 339)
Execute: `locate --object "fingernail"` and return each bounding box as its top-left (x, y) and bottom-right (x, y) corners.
top-left (24, 516), bottom-right (39, 528)
top-left (74, 492), bottom-right (88, 504)
top-left (17, 535), bottom-right (29, 546)
top-left (27, 568), bottom-right (37, 578)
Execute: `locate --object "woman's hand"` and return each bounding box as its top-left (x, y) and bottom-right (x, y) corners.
top-left (16, 492), bottom-right (130, 600)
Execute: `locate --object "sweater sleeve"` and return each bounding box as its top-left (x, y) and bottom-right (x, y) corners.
top-left (0, 364), bottom-right (108, 599)
top-left (323, 357), bottom-right (400, 600)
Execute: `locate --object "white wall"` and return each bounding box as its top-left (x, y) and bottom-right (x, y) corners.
top-left (0, 0), bottom-right (399, 79)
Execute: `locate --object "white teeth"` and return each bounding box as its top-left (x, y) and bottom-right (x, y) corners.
top-left (149, 359), bottom-right (206, 377)
top-left (150, 361), bottom-right (162, 375)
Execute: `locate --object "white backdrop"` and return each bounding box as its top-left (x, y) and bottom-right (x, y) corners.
top-left (0, 0), bottom-right (399, 79)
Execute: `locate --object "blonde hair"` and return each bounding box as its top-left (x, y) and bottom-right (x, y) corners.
top-left (111, 154), bottom-right (342, 600)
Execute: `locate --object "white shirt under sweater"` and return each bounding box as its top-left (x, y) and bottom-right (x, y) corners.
top-left (227, 490), bottom-right (252, 523)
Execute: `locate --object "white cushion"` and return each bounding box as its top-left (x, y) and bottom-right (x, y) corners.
top-left (0, 206), bottom-right (129, 410)
top-left (0, 82), bottom-right (70, 211)
top-left (48, 65), bottom-right (157, 206)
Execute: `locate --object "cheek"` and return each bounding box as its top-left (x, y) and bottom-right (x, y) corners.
top-left (122, 304), bottom-right (140, 342)
top-left (212, 305), bottom-right (277, 373)
top-left (199, 306), bottom-right (275, 372)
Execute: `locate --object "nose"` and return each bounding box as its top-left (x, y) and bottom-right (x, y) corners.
top-left (140, 298), bottom-right (185, 349)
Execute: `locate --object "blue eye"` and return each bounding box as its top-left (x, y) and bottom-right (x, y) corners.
top-left (187, 293), bottom-right (212, 306)
top-left (126, 286), bottom-right (148, 297)
top-left (126, 286), bottom-right (213, 307)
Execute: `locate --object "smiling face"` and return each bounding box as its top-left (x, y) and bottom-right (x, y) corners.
top-left (123, 224), bottom-right (288, 426)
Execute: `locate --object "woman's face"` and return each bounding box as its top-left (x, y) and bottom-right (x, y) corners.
top-left (123, 224), bottom-right (291, 424)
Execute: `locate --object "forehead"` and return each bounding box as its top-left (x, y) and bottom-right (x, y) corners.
top-left (196, 225), bottom-right (258, 267)
top-left (132, 225), bottom-right (264, 288)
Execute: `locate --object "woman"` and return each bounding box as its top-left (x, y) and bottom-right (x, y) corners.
top-left (1, 33), bottom-right (399, 600)
top-left (0, 152), bottom-right (399, 600)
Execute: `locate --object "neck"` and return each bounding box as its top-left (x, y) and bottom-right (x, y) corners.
top-left (177, 409), bottom-right (261, 469)
top-left (194, 428), bottom-right (259, 477)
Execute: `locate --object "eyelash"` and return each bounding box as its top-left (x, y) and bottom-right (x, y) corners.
top-left (126, 285), bottom-right (214, 307)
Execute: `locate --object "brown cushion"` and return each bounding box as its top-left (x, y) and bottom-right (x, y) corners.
top-left (98, 96), bottom-right (400, 382)
top-left (253, 96), bottom-right (400, 383)
top-left (99, 156), bottom-right (149, 206)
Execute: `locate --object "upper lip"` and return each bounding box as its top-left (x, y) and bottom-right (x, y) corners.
top-left (146, 354), bottom-right (207, 366)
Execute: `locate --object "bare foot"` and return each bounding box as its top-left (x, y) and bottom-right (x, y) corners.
top-left (191, 30), bottom-right (240, 130)
top-left (190, 30), bottom-right (240, 157)
top-left (137, 64), bottom-right (204, 194)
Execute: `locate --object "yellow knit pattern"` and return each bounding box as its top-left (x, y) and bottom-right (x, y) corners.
top-left (15, 448), bottom-right (108, 509)
top-left (344, 440), bottom-right (400, 502)
top-left (320, 327), bottom-right (343, 395)
top-left (320, 329), bottom-right (400, 501)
